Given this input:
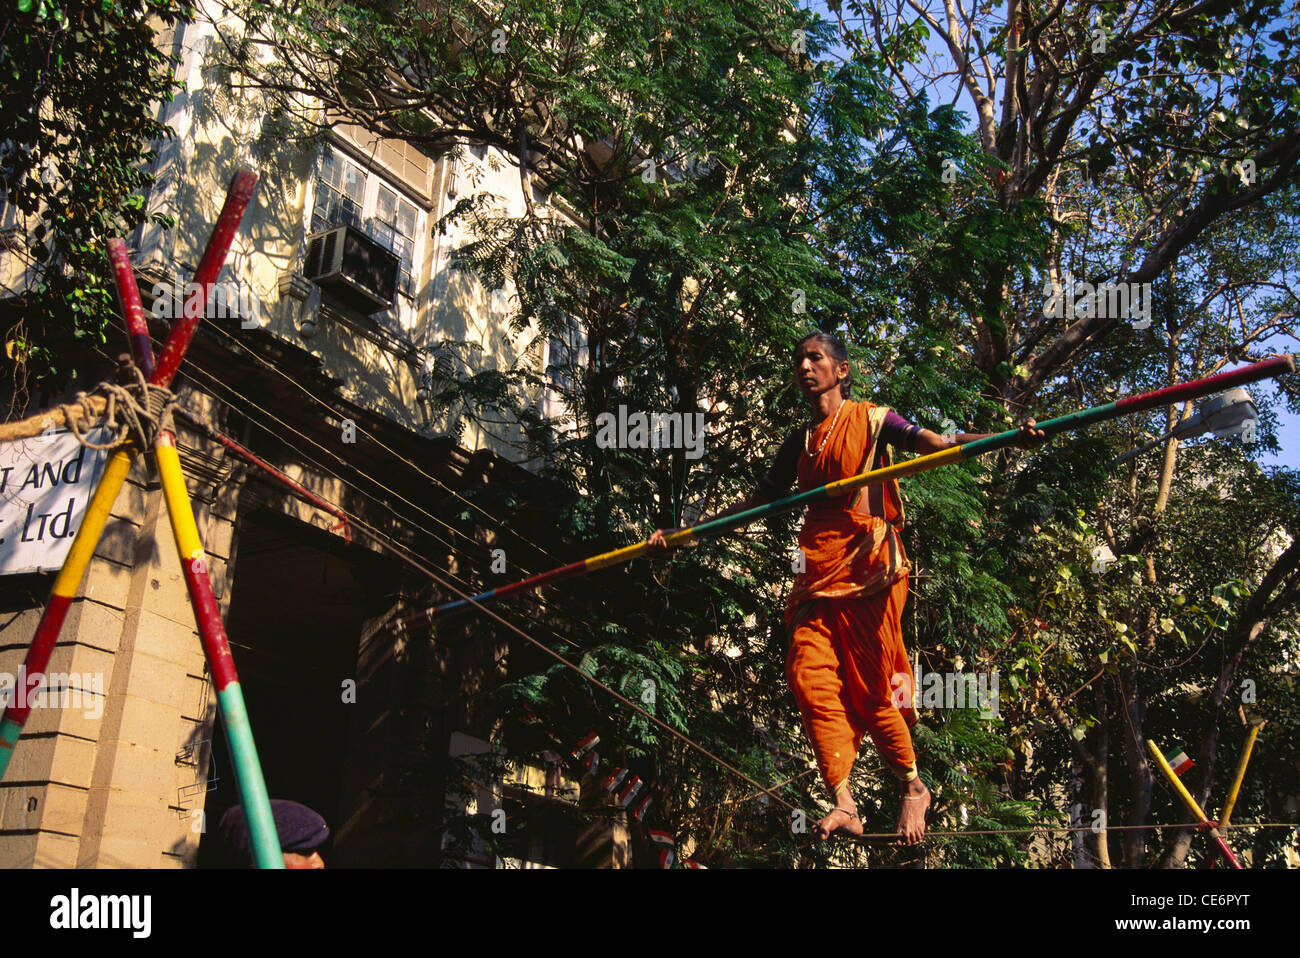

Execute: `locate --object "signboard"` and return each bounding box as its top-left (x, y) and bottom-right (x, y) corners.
top-left (0, 428), bottom-right (111, 575)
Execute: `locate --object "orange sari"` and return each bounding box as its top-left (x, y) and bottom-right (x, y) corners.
top-left (783, 400), bottom-right (918, 796)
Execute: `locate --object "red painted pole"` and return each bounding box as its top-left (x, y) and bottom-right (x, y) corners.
top-left (174, 408), bottom-right (352, 543)
top-left (139, 168), bottom-right (282, 865)
top-left (152, 168), bottom-right (258, 388)
top-left (107, 238), bottom-right (157, 380)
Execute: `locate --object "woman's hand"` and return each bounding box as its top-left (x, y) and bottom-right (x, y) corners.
top-left (647, 528), bottom-right (681, 555)
top-left (1015, 418), bottom-right (1048, 450)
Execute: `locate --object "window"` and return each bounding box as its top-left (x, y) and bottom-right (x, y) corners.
top-left (446, 142), bottom-right (491, 200)
top-left (372, 185), bottom-right (417, 295)
top-left (310, 150), bottom-right (364, 233)
top-left (309, 146), bottom-right (425, 329)
top-left (542, 310), bottom-right (587, 430)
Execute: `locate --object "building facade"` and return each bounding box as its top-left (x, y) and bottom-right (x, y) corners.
top-left (0, 4), bottom-right (626, 868)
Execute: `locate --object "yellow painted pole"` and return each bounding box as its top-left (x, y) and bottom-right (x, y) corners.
top-left (51, 447), bottom-right (137, 598)
top-left (1220, 722), bottom-right (1264, 830)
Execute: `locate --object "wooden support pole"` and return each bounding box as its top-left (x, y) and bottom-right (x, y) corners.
top-left (1220, 722), bottom-right (1265, 830)
top-left (0, 169), bottom-right (282, 868)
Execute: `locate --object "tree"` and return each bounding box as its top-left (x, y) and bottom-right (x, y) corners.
top-left (0, 0), bottom-right (192, 413)
top-left (214, 0), bottom-right (1300, 866)
top-left (809, 2), bottom-right (1300, 867)
top-left (828, 0), bottom-right (1300, 397)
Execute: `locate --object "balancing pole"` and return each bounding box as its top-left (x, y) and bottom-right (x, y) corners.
top-left (390, 354), bottom-right (1295, 632)
top-left (0, 170), bottom-right (283, 868)
top-left (1146, 740), bottom-right (1242, 869)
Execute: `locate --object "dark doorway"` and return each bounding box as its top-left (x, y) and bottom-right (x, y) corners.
top-left (196, 507), bottom-right (374, 867)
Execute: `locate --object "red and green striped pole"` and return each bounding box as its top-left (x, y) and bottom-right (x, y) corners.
top-left (0, 169), bottom-right (283, 867)
top-left (390, 354), bottom-right (1294, 633)
top-left (151, 424), bottom-right (283, 868)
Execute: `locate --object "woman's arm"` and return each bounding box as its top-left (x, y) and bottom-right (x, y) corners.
top-left (913, 418), bottom-right (1047, 455)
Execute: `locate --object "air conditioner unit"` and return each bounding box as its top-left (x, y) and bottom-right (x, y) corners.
top-left (302, 224), bottom-right (400, 315)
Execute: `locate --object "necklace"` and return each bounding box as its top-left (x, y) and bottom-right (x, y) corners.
top-left (805, 399), bottom-right (845, 457)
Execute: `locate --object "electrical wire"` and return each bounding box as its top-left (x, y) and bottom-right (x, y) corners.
top-left (86, 340), bottom-right (1294, 847)
top-left (839, 821), bottom-right (1300, 843)
top-left (95, 339), bottom-right (809, 811)
top-left (167, 350), bottom-right (593, 659)
top-left (203, 319), bottom-right (565, 564)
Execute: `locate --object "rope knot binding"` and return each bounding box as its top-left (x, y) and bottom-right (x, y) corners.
top-left (59, 354), bottom-right (178, 451)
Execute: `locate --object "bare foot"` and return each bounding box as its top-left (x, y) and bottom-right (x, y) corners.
top-left (816, 803), bottom-right (863, 840)
top-left (897, 779), bottom-right (930, 845)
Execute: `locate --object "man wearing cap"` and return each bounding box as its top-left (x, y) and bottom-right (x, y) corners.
top-left (217, 799), bottom-right (329, 868)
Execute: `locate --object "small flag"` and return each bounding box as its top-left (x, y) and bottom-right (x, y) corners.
top-left (658, 848), bottom-right (675, 869)
top-left (631, 794), bottom-right (653, 822)
top-left (602, 768), bottom-right (628, 792)
top-left (616, 776), bottom-right (643, 808)
top-left (582, 750), bottom-right (600, 776)
top-left (682, 858), bottom-right (706, 869)
top-left (571, 732), bottom-right (599, 759)
top-left (1166, 748), bottom-right (1194, 776)
top-left (648, 829), bottom-right (674, 846)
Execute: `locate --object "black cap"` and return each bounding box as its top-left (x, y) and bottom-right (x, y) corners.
top-left (218, 800), bottom-right (329, 864)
